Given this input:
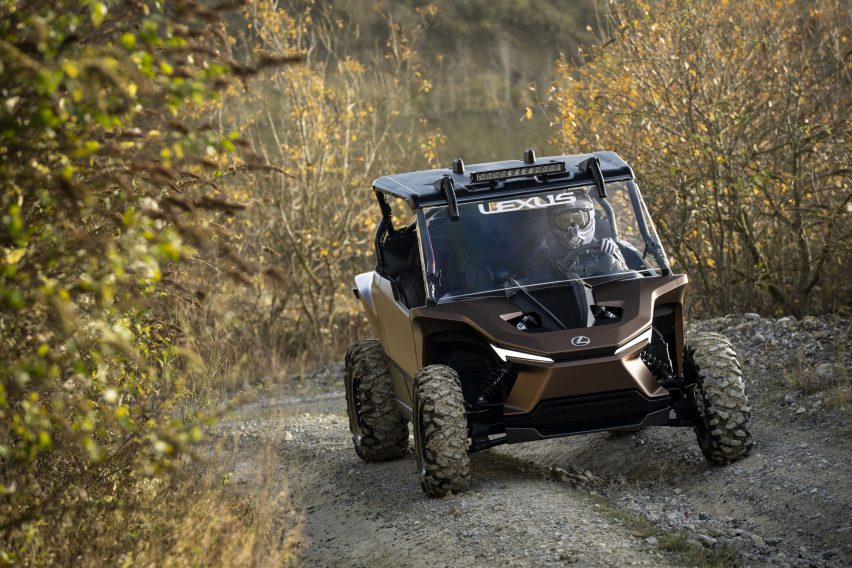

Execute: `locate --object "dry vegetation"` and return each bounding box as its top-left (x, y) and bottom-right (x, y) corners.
top-left (1, 0), bottom-right (849, 565)
top-left (0, 0), bottom-right (450, 562)
top-left (0, 0), bottom-right (434, 564)
top-left (206, 2), bottom-right (442, 364)
top-left (552, 0), bottom-right (851, 316)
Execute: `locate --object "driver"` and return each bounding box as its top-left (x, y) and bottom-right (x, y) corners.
top-left (528, 191), bottom-right (628, 280)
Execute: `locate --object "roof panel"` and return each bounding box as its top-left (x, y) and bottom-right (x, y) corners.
top-left (372, 151), bottom-right (634, 208)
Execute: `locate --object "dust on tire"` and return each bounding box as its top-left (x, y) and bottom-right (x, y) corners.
top-left (686, 331), bottom-right (753, 464)
top-left (413, 364), bottom-right (470, 497)
top-left (344, 339), bottom-right (409, 462)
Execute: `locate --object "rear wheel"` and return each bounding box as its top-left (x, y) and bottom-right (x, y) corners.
top-left (344, 340), bottom-right (409, 462)
top-left (413, 365), bottom-right (470, 497)
top-left (686, 332), bottom-right (753, 465)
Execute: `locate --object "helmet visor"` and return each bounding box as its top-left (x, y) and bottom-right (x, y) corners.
top-left (552, 209), bottom-right (591, 231)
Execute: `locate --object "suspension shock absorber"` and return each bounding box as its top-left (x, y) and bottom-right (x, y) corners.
top-left (477, 363), bottom-right (518, 403)
top-left (640, 350), bottom-right (677, 387)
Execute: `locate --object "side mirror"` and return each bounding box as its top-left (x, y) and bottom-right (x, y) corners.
top-left (579, 156), bottom-right (607, 199)
top-left (435, 176), bottom-right (460, 221)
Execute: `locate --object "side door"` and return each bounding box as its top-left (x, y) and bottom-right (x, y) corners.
top-left (371, 272), bottom-right (417, 408)
top-left (371, 193), bottom-right (421, 410)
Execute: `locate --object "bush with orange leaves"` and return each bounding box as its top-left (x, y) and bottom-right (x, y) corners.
top-left (552, 0), bottom-right (850, 316)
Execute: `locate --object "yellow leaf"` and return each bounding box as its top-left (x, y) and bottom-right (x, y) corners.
top-left (61, 60), bottom-right (79, 78)
top-left (91, 2), bottom-right (108, 26)
top-left (706, 258), bottom-right (716, 267)
top-left (6, 248), bottom-right (26, 264)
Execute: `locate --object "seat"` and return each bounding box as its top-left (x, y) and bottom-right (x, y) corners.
top-left (397, 245), bottom-right (425, 308)
top-left (430, 236), bottom-right (494, 298)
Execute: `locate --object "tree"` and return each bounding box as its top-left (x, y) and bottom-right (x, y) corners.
top-left (204, 2), bottom-right (442, 359)
top-left (552, 0), bottom-right (851, 315)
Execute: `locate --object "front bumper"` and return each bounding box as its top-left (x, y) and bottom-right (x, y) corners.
top-left (502, 342), bottom-right (668, 415)
top-left (500, 344), bottom-right (672, 441)
top-left (504, 389), bottom-right (671, 442)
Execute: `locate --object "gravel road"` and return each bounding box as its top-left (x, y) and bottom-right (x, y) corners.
top-left (213, 314), bottom-right (850, 567)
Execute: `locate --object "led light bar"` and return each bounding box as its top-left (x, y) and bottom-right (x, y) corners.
top-left (491, 344), bottom-right (554, 364)
top-left (613, 328), bottom-right (653, 355)
top-left (470, 162), bottom-right (566, 183)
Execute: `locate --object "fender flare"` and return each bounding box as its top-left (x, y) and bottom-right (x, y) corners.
top-left (354, 272), bottom-right (377, 316)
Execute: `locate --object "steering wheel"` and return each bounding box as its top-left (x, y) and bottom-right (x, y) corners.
top-left (556, 243), bottom-right (603, 275)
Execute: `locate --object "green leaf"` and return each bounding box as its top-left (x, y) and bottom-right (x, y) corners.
top-left (120, 32), bottom-right (136, 50)
top-left (37, 431), bottom-right (52, 449)
top-left (72, 140), bottom-right (100, 158)
top-left (91, 2), bottom-right (108, 27)
top-left (61, 60), bottom-right (80, 79)
top-left (3, 289), bottom-right (23, 310)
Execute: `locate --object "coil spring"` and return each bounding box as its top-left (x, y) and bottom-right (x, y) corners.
top-left (478, 363), bottom-right (517, 403)
top-left (640, 350), bottom-right (675, 384)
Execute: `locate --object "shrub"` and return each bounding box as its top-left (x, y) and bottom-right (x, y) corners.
top-left (0, 0), bottom-right (299, 563)
top-left (551, 0), bottom-right (851, 316)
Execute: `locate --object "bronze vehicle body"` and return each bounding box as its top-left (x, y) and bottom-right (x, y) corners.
top-left (345, 150), bottom-right (753, 496)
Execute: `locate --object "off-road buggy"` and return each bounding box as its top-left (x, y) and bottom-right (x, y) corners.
top-left (345, 150), bottom-right (752, 497)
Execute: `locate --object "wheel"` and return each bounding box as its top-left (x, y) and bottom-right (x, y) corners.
top-left (413, 365), bottom-right (470, 497)
top-left (685, 331), bottom-right (753, 465)
top-left (344, 340), bottom-right (409, 462)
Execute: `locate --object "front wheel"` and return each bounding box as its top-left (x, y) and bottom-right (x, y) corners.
top-left (344, 340), bottom-right (409, 462)
top-left (686, 331), bottom-right (753, 465)
top-left (413, 365), bottom-right (470, 497)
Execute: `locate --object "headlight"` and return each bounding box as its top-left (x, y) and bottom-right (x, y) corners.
top-left (614, 328), bottom-right (652, 355)
top-left (491, 344), bottom-right (554, 364)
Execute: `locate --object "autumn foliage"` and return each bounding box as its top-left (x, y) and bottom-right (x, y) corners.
top-left (206, 3), bottom-right (441, 361)
top-left (0, 0), bottom-right (301, 564)
top-left (552, 0), bottom-right (851, 315)
top-left (0, 0), bottom-right (438, 563)
top-left (1, 0), bottom-right (849, 564)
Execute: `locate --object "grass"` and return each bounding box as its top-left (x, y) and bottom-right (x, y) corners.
top-left (763, 323), bottom-right (851, 417)
top-left (783, 359), bottom-right (850, 415)
top-left (5, 396), bottom-right (301, 568)
top-left (657, 532), bottom-right (740, 567)
top-left (824, 358), bottom-right (850, 415)
top-left (588, 494), bottom-right (742, 568)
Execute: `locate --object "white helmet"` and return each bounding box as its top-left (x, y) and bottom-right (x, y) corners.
top-left (547, 191), bottom-right (595, 249)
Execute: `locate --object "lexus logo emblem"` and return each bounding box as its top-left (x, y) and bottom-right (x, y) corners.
top-left (571, 335), bottom-right (591, 347)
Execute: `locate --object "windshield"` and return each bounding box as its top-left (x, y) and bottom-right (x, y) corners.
top-left (419, 180), bottom-right (669, 302)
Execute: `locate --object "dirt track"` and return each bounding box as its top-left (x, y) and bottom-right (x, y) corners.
top-left (219, 393), bottom-right (678, 567)
top-left (214, 315), bottom-right (851, 567)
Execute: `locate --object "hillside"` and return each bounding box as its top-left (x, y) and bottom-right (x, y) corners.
top-left (304, 0), bottom-right (597, 161)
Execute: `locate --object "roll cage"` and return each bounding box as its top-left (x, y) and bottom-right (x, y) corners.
top-left (372, 151), bottom-right (671, 309)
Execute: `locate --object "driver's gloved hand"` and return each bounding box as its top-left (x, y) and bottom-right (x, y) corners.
top-left (600, 238), bottom-right (619, 256)
top-left (600, 238), bottom-right (628, 269)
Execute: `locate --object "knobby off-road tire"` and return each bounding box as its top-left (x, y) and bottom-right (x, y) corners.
top-left (413, 365), bottom-right (470, 497)
top-left (344, 340), bottom-right (409, 462)
top-left (686, 331), bottom-right (753, 465)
